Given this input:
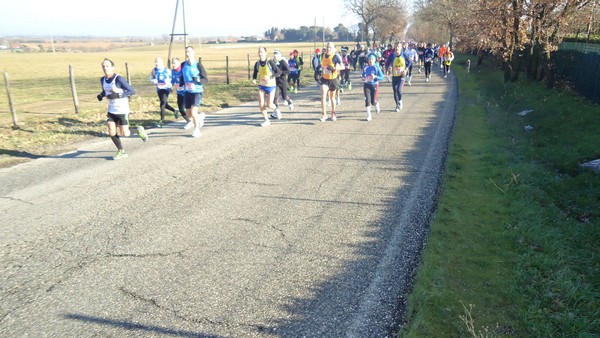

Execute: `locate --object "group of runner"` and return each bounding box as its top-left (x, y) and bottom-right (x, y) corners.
top-left (98, 45), bottom-right (208, 159)
top-left (98, 42), bottom-right (454, 159)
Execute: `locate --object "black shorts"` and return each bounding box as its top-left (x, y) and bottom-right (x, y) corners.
top-left (321, 78), bottom-right (339, 92)
top-left (106, 113), bottom-right (129, 126)
top-left (184, 92), bottom-right (203, 109)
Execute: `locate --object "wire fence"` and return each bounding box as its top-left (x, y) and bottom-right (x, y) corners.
top-left (554, 41), bottom-right (600, 103)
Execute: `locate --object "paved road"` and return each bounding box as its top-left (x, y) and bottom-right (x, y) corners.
top-left (0, 68), bottom-right (457, 337)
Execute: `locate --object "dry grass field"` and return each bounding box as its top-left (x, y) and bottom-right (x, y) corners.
top-left (0, 41), bottom-right (322, 167)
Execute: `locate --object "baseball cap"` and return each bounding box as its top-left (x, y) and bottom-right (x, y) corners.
top-left (315, 48), bottom-right (321, 53)
top-left (274, 49), bottom-right (281, 56)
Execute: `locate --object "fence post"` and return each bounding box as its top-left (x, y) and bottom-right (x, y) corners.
top-left (125, 62), bottom-right (131, 84)
top-left (226, 56), bottom-right (230, 85)
top-left (69, 65), bottom-right (80, 114)
top-left (248, 53), bottom-right (251, 80)
top-left (3, 71), bottom-right (18, 127)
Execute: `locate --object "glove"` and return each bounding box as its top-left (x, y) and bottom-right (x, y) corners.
top-left (106, 92), bottom-right (123, 99)
top-left (97, 93), bottom-right (103, 101)
top-left (327, 66), bottom-right (334, 72)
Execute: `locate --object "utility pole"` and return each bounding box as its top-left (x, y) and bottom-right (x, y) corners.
top-left (168, 0), bottom-right (189, 68)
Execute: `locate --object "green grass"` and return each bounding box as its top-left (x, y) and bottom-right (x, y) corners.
top-left (400, 56), bottom-right (600, 337)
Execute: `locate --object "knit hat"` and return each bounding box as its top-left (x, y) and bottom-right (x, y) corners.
top-left (368, 53), bottom-right (377, 60)
top-left (315, 48), bottom-right (321, 53)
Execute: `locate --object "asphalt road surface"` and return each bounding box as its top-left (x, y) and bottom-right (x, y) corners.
top-left (0, 67), bottom-right (457, 337)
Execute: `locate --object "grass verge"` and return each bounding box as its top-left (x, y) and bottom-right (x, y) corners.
top-left (400, 56), bottom-right (599, 337)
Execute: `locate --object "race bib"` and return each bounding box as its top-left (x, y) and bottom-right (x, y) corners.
top-left (157, 83), bottom-right (168, 89)
top-left (323, 68), bottom-right (332, 75)
top-left (185, 82), bottom-right (196, 91)
top-left (260, 77), bottom-right (269, 86)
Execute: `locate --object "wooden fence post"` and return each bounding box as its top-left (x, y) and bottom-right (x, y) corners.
top-left (226, 56), bottom-right (230, 85)
top-left (125, 62), bottom-right (131, 84)
top-left (69, 65), bottom-right (80, 114)
top-left (3, 71), bottom-right (18, 127)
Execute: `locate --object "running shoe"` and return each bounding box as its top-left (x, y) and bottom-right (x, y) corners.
top-left (319, 115), bottom-right (327, 122)
top-left (294, 88), bottom-right (298, 94)
top-left (376, 102), bottom-right (381, 114)
top-left (174, 110), bottom-right (180, 119)
top-left (400, 100), bottom-right (403, 110)
top-left (198, 112), bottom-right (206, 128)
top-left (395, 105), bottom-right (400, 112)
top-left (289, 101), bottom-right (294, 111)
top-left (331, 114), bottom-right (337, 121)
top-left (192, 128), bottom-right (201, 137)
top-left (261, 119), bottom-right (271, 127)
top-left (183, 121), bottom-right (194, 129)
top-left (367, 112), bottom-right (372, 121)
top-left (275, 108), bottom-right (282, 120)
top-left (113, 150), bottom-right (128, 160)
top-left (348, 83), bottom-right (352, 90)
top-left (336, 96), bottom-right (341, 106)
top-left (137, 126), bottom-right (148, 142)
top-left (156, 121), bottom-right (163, 128)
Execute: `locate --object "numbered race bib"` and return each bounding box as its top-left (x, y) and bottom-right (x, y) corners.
top-left (323, 68), bottom-right (332, 75)
top-left (157, 83), bottom-right (168, 89)
top-left (185, 82), bottom-right (196, 91)
top-left (395, 67), bottom-right (404, 74)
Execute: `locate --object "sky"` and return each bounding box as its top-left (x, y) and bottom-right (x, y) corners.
top-left (0, 0), bottom-right (354, 38)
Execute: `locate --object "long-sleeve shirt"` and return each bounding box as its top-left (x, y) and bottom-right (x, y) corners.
top-left (362, 64), bottom-right (385, 84)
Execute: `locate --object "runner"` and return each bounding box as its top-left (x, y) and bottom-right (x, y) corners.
top-left (149, 57), bottom-right (176, 127)
top-left (417, 42), bottom-right (425, 73)
top-left (312, 48), bottom-right (322, 86)
top-left (170, 57), bottom-right (193, 128)
top-left (319, 42), bottom-right (343, 122)
top-left (382, 43), bottom-right (394, 82)
top-left (287, 50), bottom-right (303, 92)
top-left (442, 46), bottom-right (455, 78)
top-left (97, 58), bottom-right (147, 160)
top-left (438, 43), bottom-right (447, 72)
top-left (386, 44), bottom-right (407, 111)
top-left (272, 49), bottom-right (294, 120)
top-left (403, 43), bottom-right (418, 86)
top-left (180, 46), bottom-right (208, 138)
top-left (339, 47), bottom-right (352, 90)
top-left (423, 43), bottom-right (435, 82)
top-left (362, 53), bottom-right (385, 121)
top-left (252, 46), bottom-right (282, 127)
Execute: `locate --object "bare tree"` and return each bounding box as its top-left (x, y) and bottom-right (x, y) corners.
top-left (344, 0), bottom-right (406, 43)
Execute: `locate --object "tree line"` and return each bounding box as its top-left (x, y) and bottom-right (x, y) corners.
top-left (411, 0), bottom-right (599, 85)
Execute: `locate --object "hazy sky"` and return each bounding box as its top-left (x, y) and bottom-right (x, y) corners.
top-left (0, 0), bottom-right (354, 38)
